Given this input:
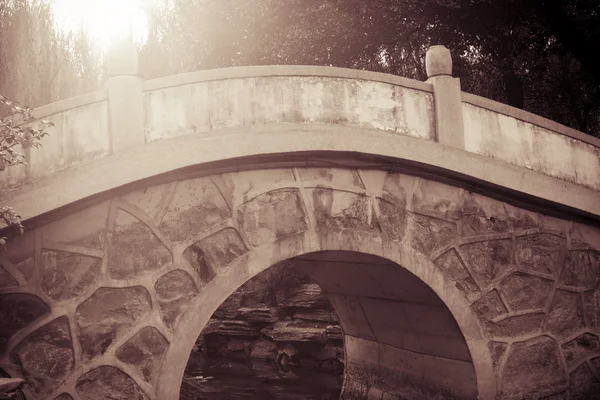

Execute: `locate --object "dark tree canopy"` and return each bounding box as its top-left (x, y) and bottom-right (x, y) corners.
top-left (140, 0), bottom-right (600, 137)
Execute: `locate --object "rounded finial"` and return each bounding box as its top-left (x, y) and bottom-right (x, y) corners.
top-left (107, 41), bottom-right (139, 77)
top-left (426, 45), bottom-right (452, 78)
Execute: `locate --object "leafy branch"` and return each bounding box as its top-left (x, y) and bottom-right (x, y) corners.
top-left (0, 94), bottom-right (54, 244)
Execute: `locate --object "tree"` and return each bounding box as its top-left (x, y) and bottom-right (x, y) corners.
top-left (139, 0), bottom-right (600, 137)
top-left (0, 0), bottom-right (103, 110)
top-left (0, 0), bottom-right (103, 241)
top-left (0, 94), bottom-right (53, 244)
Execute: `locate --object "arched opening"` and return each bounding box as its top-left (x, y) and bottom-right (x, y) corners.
top-left (179, 250), bottom-right (478, 399)
top-left (180, 260), bottom-right (344, 399)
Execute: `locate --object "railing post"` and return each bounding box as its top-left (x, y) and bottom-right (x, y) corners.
top-left (425, 45), bottom-right (465, 150)
top-left (106, 42), bottom-right (145, 153)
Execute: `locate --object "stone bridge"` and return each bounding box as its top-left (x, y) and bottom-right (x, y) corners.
top-left (0, 45), bottom-right (599, 400)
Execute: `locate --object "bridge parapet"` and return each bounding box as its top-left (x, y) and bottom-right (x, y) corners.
top-left (1, 45), bottom-right (598, 223)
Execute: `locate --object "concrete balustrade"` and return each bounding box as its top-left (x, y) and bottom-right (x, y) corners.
top-left (0, 45), bottom-right (597, 217)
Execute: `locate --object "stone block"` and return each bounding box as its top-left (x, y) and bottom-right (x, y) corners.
top-left (109, 209), bottom-right (171, 280)
top-left (547, 290), bottom-right (585, 337)
top-left (75, 287), bottom-right (151, 361)
top-left (584, 287), bottom-right (600, 332)
top-left (488, 341), bottom-right (507, 371)
top-left (410, 214), bottom-right (456, 256)
top-left (471, 290), bottom-right (508, 321)
top-left (380, 173), bottom-right (413, 208)
top-left (412, 179), bottom-right (461, 219)
top-left (40, 202), bottom-right (108, 249)
top-left (434, 249), bottom-right (479, 296)
top-left (570, 223), bottom-right (600, 251)
top-left (275, 283), bottom-right (327, 308)
top-left (0, 293), bottom-right (49, 354)
top-left (562, 333), bottom-right (600, 369)
top-left (41, 250), bottom-right (101, 301)
top-left (158, 177), bottom-right (230, 242)
top-left (293, 309), bottom-right (339, 323)
top-left (155, 270), bottom-right (198, 329)
top-left (10, 317), bottom-right (73, 396)
top-left (504, 204), bottom-right (538, 231)
top-left (326, 325), bottom-right (343, 341)
top-left (0, 378), bottom-right (24, 397)
top-left (218, 320), bottom-right (259, 337)
top-left (569, 363), bottom-right (600, 400)
top-left (237, 189), bottom-right (308, 246)
top-left (262, 321), bottom-right (327, 342)
top-left (238, 307), bottom-right (280, 323)
top-left (116, 327), bottom-right (169, 385)
top-left (183, 228), bottom-right (247, 283)
top-left (312, 189), bottom-right (377, 232)
top-left (559, 251), bottom-right (600, 290)
top-left (213, 169), bottom-right (295, 208)
top-left (499, 272), bottom-right (554, 311)
top-left (515, 234), bottom-right (565, 277)
top-left (461, 192), bottom-right (510, 236)
top-left (120, 183), bottom-right (171, 220)
top-left (76, 366), bottom-right (149, 400)
top-left (376, 198), bottom-right (408, 242)
top-left (484, 312), bottom-right (546, 338)
top-left (461, 239), bottom-right (514, 287)
top-left (250, 338), bottom-right (278, 360)
top-left (501, 336), bottom-right (566, 399)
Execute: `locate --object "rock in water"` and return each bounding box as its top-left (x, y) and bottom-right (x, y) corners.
top-left (275, 284), bottom-right (327, 308)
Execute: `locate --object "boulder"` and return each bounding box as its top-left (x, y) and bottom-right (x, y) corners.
top-left (0, 378), bottom-right (24, 397)
top-left (293, 309), bottom-right (339, 323)
top-left (262, 321), bottom-right (327, 342)
top-left (250, 339), bottom-right (278, 360)
top-left (217, 320), bottom-right (259, 337)
top-left (275, 284), bottom-right (327, 308)
top-left (238, 307), bottom-right (281, 323)
top-left (326, 325), bottom-right (343, 341)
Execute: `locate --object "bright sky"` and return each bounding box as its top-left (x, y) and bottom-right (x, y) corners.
top-left (51, 0), bottom-right (156, 52)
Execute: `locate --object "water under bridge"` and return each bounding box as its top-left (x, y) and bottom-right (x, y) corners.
top-left (0, 45), bottom-right (599, 400)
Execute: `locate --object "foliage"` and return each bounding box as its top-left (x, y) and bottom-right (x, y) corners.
top-left (0, 0), bottom-right (100, 243)
top-left (140, 0), bottom-right (600, 137)
top-left (0, 0), bottom-right (103, 112)
top-left (0, 94), bottom-right (54, 244)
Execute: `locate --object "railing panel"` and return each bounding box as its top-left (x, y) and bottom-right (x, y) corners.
top-left (144, 76), bottom-right (435, 143)
top-left (462, 102), bottom-right (600, 191)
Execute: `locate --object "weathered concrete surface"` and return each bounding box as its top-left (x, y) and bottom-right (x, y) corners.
top-left (2, 64), bottom-right (599, 218)
top-left (2, 167), bottom-right (599, 400)
top-left (0, 98), bottom-right (110, 191)
top-left (462, 101), bottom-right (600, 191)
top-left (144, 76), bottom-right (435, 143)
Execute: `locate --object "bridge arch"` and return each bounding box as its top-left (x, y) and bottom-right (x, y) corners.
top-left (4, 163), bottom-right (598, 400)
top-left (0, 45), bottom-right (599, 400)
top-left (160, 240), bottom-right (495, 400)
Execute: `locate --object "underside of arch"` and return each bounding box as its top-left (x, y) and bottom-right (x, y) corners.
top-left (293, 251), bottom-right (477, 399)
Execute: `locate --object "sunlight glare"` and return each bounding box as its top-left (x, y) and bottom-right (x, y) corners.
top-left (51, 0), bottom-right (156, 52)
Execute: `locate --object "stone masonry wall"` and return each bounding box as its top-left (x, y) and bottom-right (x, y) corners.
top-left (0, 167), bottom-right (599, 400)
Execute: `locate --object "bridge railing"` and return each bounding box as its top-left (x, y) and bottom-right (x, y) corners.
top-left (1, 44), bottom-right (598, 193)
